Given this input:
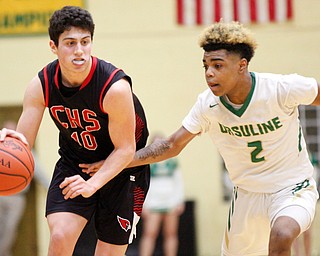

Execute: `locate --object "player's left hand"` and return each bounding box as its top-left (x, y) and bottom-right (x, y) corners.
top-left (60, 175), bottom-right (97, 199)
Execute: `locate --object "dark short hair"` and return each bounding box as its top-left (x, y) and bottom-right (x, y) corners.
top-left (48, 6), bottom-right (95, 46)
top-left (203, 43), bottom-right (255, 63)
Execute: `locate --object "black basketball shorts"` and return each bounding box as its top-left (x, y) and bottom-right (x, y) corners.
top-left (46, 159), bottom-right (150, 245)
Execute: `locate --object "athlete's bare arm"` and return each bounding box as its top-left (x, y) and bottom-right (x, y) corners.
top-left (128, 126), bottom-right (197, 167)
top-left (87, 78), bottom-right (136, 187)
top-left (17, 76), bottom-right (46, 148)
top-left (0, 75), bottom-right (45, 148)
top-left (80, 126), bottom-right (197, 174)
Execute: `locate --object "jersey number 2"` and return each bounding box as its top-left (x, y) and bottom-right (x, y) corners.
top-left (248, 141), bottom-right (265, 163)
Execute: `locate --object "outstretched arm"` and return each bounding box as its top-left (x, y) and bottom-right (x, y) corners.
top-left (129, 126), bottom-right (197, 167)
top-left (80, 126), bottom-right (197, 175)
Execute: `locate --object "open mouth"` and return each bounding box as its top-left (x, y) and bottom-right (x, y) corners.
top-left (72, 59), bottom-right (85, 65)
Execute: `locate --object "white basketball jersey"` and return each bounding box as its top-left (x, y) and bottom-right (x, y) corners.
top-left (183, 72), bottom-right (318, 193)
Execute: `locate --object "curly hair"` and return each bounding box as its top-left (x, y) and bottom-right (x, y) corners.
top-left (198, 21), bottom-right (258, 63)
top-left (48, 6), bottom-right (95, 46)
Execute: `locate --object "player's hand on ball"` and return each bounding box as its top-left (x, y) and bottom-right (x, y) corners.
top-left (60, 175), bottom-right (97, 199)
top-left (79, 160), bottom-right (104, 176)
top-left (0, 128), bottom-right (29, 146)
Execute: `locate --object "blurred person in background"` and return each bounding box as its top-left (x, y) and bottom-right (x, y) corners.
top-left (139, 133), bottom-right (185, 256)
top-left (292, 229), bottom-right (312, 256)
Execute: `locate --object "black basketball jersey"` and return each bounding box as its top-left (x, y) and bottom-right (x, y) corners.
top-left (38, 57), bottom-right (149, 169)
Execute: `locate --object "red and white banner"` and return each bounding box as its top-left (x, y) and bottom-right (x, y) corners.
top-left (177, 0), bottom-right (293, 25)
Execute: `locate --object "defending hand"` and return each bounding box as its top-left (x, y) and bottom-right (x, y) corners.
top-left (79, 160), bottom-right (105, 176)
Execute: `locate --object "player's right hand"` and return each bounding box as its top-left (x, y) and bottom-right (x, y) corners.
top-left (0, 128), bottom-right (29, 146)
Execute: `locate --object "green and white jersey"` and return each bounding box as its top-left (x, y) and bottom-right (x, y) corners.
top-left (183, 72), bottom-right (318, 193)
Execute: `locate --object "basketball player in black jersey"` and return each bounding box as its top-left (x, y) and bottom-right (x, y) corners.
top-left (0, 6), bottom-right (150, 256)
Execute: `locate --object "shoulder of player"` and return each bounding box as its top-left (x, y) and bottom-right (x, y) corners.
top-left (102, 79), bottom-right (133, 111)
top-left (106, 79), bottom-right (132, 97)
top-left (197, 88), bottom-right (219, 107)
top-left (95, 57), bottom-right (120, 75)
top-left (24, 75), bottom-right (45, 105)
top-left (37, 59), bottom-right (58, 82)
top-left (94, 57), bottom-right (131, 87)
top-left (253, 71), bottom-right (310, 85)
top-left (28, 75), bottom-right (43, 92)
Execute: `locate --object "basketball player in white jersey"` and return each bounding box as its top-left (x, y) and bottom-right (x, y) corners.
top-left (80, 21), bottom-right (320, 255)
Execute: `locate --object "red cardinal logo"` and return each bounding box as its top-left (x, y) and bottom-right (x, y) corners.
top-left (117, 216), bottom-right (131, 232)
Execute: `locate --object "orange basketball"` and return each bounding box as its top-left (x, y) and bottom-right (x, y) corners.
top-left (0, 136), bottom-right (34, 196)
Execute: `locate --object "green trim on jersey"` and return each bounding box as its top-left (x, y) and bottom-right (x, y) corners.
top-left (220, 72), bottom-right (256, 117)
top-left (298, 126), bottom-right (302, 152)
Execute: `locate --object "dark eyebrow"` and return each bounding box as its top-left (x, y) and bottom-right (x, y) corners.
top-left (62, 35), bottom-right (91, 41)
top-left (202, 57), bottom-right (224, 63)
